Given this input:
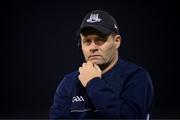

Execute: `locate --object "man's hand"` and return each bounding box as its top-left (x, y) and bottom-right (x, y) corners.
top-left (78, 61), bottom-right (102, 87)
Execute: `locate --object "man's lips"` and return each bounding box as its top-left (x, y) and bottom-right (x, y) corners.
top-left (88, 55), bottom-right (101, 60)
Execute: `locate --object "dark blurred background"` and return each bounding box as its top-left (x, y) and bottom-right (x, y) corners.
top-left (1, 0), bottom-right (180, 118)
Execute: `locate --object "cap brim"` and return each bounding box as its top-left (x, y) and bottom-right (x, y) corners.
top-left (78, 25), bottom-right (112, 36)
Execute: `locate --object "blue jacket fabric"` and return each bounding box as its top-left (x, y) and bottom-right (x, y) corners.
top-left (49, 59), bottom-right (154, 119)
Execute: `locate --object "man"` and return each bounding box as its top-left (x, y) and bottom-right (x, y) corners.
top-left (49, 10), bottom-right (154, 119)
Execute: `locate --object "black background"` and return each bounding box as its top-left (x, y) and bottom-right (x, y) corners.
top-left (2, 0), bottom-right (180, 118)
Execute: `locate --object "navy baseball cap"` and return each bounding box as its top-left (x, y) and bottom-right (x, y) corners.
top-left (78, 10), bottom-right (119, 35)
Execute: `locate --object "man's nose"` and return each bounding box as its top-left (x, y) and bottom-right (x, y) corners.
top-left (89, 41), bottom-right (98, 52)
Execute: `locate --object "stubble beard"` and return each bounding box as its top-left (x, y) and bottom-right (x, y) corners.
top-left (98, 62), bottom-right (110, 72)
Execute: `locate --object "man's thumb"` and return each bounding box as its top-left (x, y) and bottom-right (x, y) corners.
top-left (94, 64), bottom-right (101, 72)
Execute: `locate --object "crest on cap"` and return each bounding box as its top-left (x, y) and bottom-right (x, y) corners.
top-left (86, 14), bottom-right (102, 23)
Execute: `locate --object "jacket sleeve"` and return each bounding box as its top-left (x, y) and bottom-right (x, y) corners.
top-left (86, 69), bottom-right (154, 119)
top-left (49, 76), bottom-right (72, 119)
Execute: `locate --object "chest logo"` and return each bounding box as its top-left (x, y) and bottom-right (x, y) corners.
top-left (72, 96), bottom-right (85, 102)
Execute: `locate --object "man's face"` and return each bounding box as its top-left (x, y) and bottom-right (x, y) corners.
top-left (80, 33), bottom-right (120, 66)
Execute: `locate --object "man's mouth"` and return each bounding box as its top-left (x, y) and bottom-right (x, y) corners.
top-left (88, 55), bottom-right (101, 60)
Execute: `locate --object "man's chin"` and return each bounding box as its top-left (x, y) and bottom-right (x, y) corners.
top-left (89, 60), bottom-right (103, 66)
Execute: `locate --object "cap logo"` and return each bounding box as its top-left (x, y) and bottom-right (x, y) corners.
top-left (114, 24), bottom-right (118, 29)
top-left (86, 14), bottom-right (101, 23)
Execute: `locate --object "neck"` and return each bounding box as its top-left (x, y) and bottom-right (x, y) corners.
top-left (100, 52), bottom-right (118, 74)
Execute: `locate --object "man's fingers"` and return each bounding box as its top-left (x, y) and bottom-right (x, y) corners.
top-left (87, 61), bottom-right (93, 66)
top-left (94, 64), bottom-right (101, 71)
top-left (79, 67), bottom-right (82, 72)
top-left (82, 63), bottom-right (86, 67)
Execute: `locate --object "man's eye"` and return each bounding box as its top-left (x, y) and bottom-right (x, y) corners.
top-left (95, 38), bottom-right (106, 45)
top-left (83, 40), bottom-right (89, 43)
top-left (83, 40), bottom-right (91, 45)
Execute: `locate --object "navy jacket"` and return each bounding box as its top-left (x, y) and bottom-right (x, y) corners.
top-left (49, 59), bottom-right (154, 119)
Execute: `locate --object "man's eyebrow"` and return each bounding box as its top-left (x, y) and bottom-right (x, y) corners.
top-left (82, 37), bottom-right (88, 40)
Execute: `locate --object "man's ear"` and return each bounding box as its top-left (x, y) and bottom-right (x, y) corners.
top-left (114, 35), bottom-right (121, 49)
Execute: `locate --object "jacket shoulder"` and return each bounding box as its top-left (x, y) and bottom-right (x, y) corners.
top-left (65, 70), bottom-right (79, 80)
top-left (55, 71), bottom-right (78, 96)
top-left (60, 70), bottom-right (79, 87)
top-left (119, 59), bottom-right (148, 75)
